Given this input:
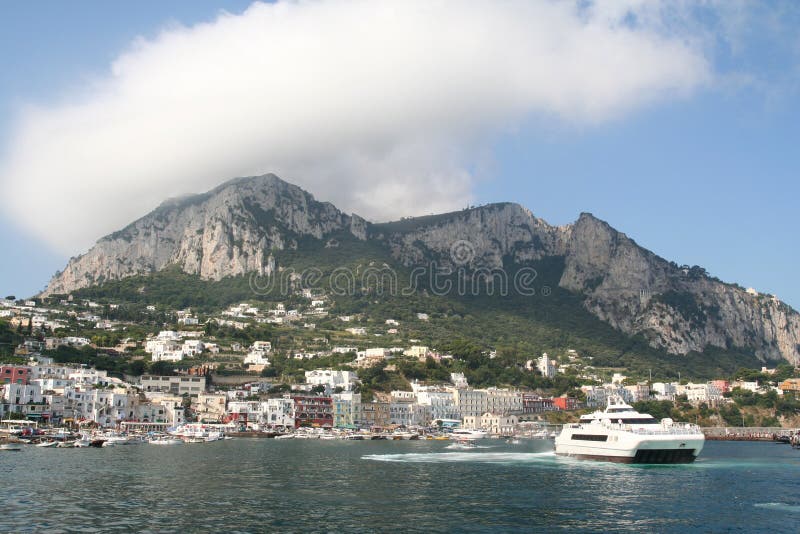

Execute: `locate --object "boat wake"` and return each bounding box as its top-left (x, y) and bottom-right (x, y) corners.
top-left (362, 451), bottom-right (556, 464)
top-left (754, 502), bottom-right (800, 513)
top-left (444, 443), bottom-right (494, 450)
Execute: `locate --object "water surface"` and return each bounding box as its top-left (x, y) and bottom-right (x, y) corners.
top-left (1, 440), bottom-right (798, 532)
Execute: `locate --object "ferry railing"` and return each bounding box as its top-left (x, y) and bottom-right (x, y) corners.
top-left (596, 421), bottom-right (704, 435)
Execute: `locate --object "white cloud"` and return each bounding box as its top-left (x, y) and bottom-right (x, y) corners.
top-left (0, 0), bottom-right (710, 254)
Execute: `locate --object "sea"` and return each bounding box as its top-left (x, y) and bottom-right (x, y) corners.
top-left (1, 439), bottom-right (799, 533)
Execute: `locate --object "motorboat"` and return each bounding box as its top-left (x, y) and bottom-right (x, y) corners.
top-left (148, 436), bottom-right (183, 445)
top-left (554, 396), bottom-right (705, 463)
top-left (450, 429), bottom-right (489, 440)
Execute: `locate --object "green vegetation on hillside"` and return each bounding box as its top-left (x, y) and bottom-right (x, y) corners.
top-left (64, 236), bottom-right (764, 381)
top-left (0, 320), bottom-right (25, 363)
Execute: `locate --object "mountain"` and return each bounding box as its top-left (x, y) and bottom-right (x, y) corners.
top-left (43, 174), bottom-right (800, 365)
top-left (46, 175), bottom-right (368, 293)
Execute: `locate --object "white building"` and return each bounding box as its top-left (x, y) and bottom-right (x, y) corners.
top-left (151, 348), bottom-right (183, 363)
top-left (651, 382), bottom-right (677, 401)
top-left (63, 336), bottom-right (91, 347)
top-left (244, 350), bottom-right (271, 366)
top-left (1, 383), bottom-right (45, 420)
top-left (389, 402), bottom-right (430, 427)
top-left (263, 397), bottom-right (294, 428)
top-left (345, 327), bottom-right (367, 335)
top-left (453, 388), bottom-right (522, 417)
top-left (251, 341), bottom-right (272, 353)
top-left (68, 368), bottom-right (110, 387)
top-left (732, 381), bottom-right (759, 393)
top-left (680, 383), bottom-right (723, 403)
top-left (365, 348), bottom-right (389, 359)
top-left (61, 386), bottom-right (135, 427)
top-left (32, 377), bottom-right (73, 393)
top-left (195, 393), bottom-right (227, 422)
top-left (462, 413), bottom-right (519, 435)
top-left (416, 390), bottom-right (460, 421)
top-left (404, 346), bottom-right (429, 359)
top-left (305, 369), bottom-right (358, 392)
top-left (537, 353), bottom-right (557, 379)
top-left (450, 373), bottom-right (468, 389)
top-left (624, 383), bottom-right (651, 402)
top-left (182, 340), bottom-right (205, 357)
top-left (140, 376), bottom-right (206, 396)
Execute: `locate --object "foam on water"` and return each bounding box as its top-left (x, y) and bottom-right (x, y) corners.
top-left (362, 451), bottom-right (556, 464)
top-left (444, 443), bottom-right (495, 450)
top-left (754, 503), bottom-right (800, 513)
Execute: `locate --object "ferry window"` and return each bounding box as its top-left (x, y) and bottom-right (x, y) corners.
top-left (572, 434), bottom-right (608, 441)
top-left (620, 418), bottom-right (658, 424)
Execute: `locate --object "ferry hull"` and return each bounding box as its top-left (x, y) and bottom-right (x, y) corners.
top-left (554, 434), bottom-right (705, 464)
top-left (557, 448), bottom-right (698, 464)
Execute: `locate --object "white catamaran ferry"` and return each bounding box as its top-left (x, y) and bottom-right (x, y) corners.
top-left (555, 396), bottom-right (705, 463)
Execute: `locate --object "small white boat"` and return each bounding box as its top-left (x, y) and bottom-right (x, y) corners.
top-left (36, 440), bottom-right (58, 448)
top-left (0, 443), bottom-right (22, 451)
top-left (275, 434), bottom-right (295, 440)
top-left (148, 437), bottom-right (183, 445)
top-left (99, 434), bottom-right (136, 446)
top-left (450, 429), bottom-right (488, 440)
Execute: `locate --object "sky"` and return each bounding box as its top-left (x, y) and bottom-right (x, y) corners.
top-left (0, 0), bottom-right (798, 308)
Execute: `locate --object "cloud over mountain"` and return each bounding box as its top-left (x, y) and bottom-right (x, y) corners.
top-left (0, 0), bottom-right (710, 254)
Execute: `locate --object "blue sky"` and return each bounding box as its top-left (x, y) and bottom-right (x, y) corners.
top-left (0, 1), bottom-right (798, 308)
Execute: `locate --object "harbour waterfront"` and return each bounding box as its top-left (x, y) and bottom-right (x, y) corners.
top-left (2, 440), bottom-right (799, 532)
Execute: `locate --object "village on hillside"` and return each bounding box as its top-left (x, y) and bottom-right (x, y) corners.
top-left (2, 291), bottom-right (800, 434)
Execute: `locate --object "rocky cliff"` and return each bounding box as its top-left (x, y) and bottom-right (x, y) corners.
top-left (44, 174), bottom-right (366, 294)
top-left (371, 208), bottom-right (800, 364)
top-left (43, 174), bottom-right (800, 364)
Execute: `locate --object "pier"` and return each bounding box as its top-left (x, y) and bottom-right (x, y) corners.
top-left (701, 427), bottom-right (796, 441)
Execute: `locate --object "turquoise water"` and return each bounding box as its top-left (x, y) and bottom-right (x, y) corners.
top-left (1, 440), bottom-right (799, 532)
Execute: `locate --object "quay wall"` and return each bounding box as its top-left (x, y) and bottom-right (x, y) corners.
top-left (701, 427), bottom-right (794, 441)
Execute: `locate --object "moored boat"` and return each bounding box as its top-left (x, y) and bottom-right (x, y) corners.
top-left (148, 436), bottom-right (183, 445)
top-left (450, 429), bottom-right (488, 440)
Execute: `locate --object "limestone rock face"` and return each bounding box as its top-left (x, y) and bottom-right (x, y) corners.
top-left (43, 174), bottom-right (800, 364)
top-left (44, 174), bottom-right (365, 294)
top-left (557, 213), bottom-right (800, 363)
top-left (375, 203), bottom-right (571, 269)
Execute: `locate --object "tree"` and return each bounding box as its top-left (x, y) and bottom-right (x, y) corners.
top-left (128, 360), bottom-right (147, 376)
top-left (148, 360), bottom-right (175, 376)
